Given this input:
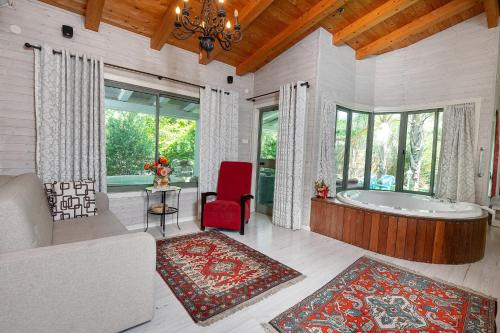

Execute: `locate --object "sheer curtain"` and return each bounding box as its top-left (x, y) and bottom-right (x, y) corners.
top-left (272, 82), bottom-right (308, 230)
top-left (436, 102), bottom-right (476, 202)
top-left (316, 96), bottom-right (337, 197)
top-left (199, 86), bottom-right (239, 193)
top-left (34, 45), bottom-right (106, 191)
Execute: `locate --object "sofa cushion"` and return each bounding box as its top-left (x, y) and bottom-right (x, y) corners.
top-left (50, 180), bottom-right (97, 221)
top-left (0, 174), bottom-right (53, 254)
top-left (52, 210), bottom-right (128, 245)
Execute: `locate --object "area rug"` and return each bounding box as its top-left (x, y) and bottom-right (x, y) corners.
top-left (156, 231), bottom-right (304, 325)
top-left (265, 256), bottom-right (497, 333)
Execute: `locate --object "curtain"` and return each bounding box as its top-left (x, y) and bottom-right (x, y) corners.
top-left (34, 45), bottom-right (106, 191)
top-left (436, 102), bottom-right (476, 202)
top-left (199, 86), bottom-right (239, 193)
top-left (272, 82), bottom-right (307, 230)
top-left (316, 96), bottom-right (337, 197)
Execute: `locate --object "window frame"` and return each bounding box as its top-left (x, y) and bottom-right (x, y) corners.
top-left (335, 106), bottom-right (442, 196)
top-left (105, 80), bottom-right (200, 192)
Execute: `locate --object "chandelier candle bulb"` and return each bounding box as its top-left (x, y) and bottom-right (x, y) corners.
top-left (175, 6), bottom-right (180, 22)
top-left (226, 20), bottom-right (231, 30)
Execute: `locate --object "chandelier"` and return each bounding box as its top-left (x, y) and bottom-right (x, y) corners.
top-left (173, 0), bottom-right (242, 56)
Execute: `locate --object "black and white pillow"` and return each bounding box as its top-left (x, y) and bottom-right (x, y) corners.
top-left (45, 179), bottom-right (97, 221)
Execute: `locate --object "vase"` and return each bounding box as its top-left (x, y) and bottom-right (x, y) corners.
top-left (154, 175), bottom-right (170, 190)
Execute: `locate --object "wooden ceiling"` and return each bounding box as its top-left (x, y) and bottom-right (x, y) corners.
top-left (39, 0), bottom-right (498, 75)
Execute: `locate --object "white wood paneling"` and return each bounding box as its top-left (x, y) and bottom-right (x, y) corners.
top-left (0, 0), bottom-right (255, 227)
top-left (373, 14), bottom-right (500, 205)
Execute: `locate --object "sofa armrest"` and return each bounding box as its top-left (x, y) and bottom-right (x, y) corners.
top-left (0, 232), bottom-right (156, 333)
top-left (96, 191), bottom-right (109, 211)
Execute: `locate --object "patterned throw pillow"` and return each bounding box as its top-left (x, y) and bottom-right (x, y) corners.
top-left (46, 180), bottom-right (97, 221)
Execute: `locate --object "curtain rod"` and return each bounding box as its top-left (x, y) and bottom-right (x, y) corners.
top-left (246, 82), bottom-right (310, 102)
top-left (24, 42), bottom-right (230, 95)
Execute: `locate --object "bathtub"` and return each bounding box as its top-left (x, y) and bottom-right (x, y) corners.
top-left (310, 190), bottom-right (488, 264)
top-left (336, 190), bottom-right (483, 219)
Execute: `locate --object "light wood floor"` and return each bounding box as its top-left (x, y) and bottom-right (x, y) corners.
top-left (127, 213), bottom-right (500, 333)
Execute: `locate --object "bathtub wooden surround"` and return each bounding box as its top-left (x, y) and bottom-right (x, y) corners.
top-left (310, 198), bottom-right (488, 264)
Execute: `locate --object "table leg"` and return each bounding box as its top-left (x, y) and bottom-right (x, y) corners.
top-left (145, 190), bottom-right (150, 232)
top-left (161, 191), bottom-right (166, 237)
top-left (176, 189), bottom-right (181, 230)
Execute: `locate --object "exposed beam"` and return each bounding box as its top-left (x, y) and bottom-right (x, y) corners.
top-left (356, 0), bottom-right (479, 60)
top-left (236, 0), bottom-right (347, 75)
top-left (151, 0), bottom-right (178, 51)
top-left (84, 0), bottom-right (106, 31)
top-left (333, 0), bottom-right (420, 46)
top-left (484, 0), bottom-right (499, 28)
top-left (199, 0), bottom-right (275, 65)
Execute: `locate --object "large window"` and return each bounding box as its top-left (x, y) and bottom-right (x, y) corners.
top-left (335, 107), bottom-right (442, 195)
top-left (105, 82), bottom-right (199, 189)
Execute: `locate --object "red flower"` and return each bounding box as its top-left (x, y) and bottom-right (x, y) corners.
top-left (160, 168), bottom-right (168, 177)
top-left (153, 162), bottom-right (159, 167)
top-left (144, 162), bottom-right (151, 170)
top-left (158, 156), bottom-right (168, 165)
top-left (156, 167), bottom-right (163, 176)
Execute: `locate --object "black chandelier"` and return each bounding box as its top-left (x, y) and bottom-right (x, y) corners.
top-left (173, 0), bottom-right (242, 56)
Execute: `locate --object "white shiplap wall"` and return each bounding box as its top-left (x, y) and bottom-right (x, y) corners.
top-left (0, 0), bottom-right (255, 228)
top-left (373, 14), bottom-right (500, 205)
top-left (253, 30), bottom-right (320, 228)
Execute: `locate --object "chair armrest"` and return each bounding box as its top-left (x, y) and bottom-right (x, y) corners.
top-left (201, 192), bottom-right (217, 206)
top-left (239, 194), bottom-right (254, 235)
top-left (0, 233), bottom-right (156, 333)
top-left (240, 194), bottom-right (254, 203)
top-left (95, 192), bottom-right (109, 211)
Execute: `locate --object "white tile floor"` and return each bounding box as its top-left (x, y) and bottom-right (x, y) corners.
top-left (127, 213), bottom-right (500, 333)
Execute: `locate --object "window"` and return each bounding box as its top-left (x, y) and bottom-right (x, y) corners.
top-left (335, 106), bottom-right (442, 195)
top-left (334, 107), bottom-right (370, 190)
top-left (105, 82), bottom-right (199, 189)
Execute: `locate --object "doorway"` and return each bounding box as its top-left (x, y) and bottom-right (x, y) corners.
top-left (255, 107), bottom-right (279, 216)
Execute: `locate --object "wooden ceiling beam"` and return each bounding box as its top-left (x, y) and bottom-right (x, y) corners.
top-left (484, 0), bottom-right (499, 28)
top-left (150, 0), bottom-right (178, 51)
top-left (199, 0), bottom-right (275, 65)
top-left (236, 0), bottom-right (347, 75)
top-left (84, 0), bottom-right (106, 31)
top-left (356, 0), bottom-right (479, 60)
top-left (333, 0), bottom-right (420, 46)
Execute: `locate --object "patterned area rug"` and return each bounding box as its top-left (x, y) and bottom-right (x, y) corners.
top-left (156, 231), bottom-right (304, 325)
top-left (266, 256), bottom-right (497, 333)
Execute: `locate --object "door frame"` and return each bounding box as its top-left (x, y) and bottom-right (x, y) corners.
top-left (251, 99), bottom-right (279, 214)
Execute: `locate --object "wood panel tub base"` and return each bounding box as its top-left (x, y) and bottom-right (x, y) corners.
top-left (310, 198), bottom-right (488, 264)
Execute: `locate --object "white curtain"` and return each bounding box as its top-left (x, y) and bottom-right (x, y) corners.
top-left (272, 82), bottom-right (307, 230)
top-left (436, 102), bottom-right (476, 202)
top-left (316, 96), bottom-right (337, 197)
top-left (199, 86), bottom-right (239, 193)
top-left (34, 45), bottom-right (106, 191)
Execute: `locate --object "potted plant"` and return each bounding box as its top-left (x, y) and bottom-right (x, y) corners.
top-left (144, 156), bottom-right (172, 190)
top-left (314, 180), bottom-right (330, 199)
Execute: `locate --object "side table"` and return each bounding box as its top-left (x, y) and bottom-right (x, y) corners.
top-left (144, 186), bottom-right (181, 237)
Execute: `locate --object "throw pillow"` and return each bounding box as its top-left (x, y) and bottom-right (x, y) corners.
top-left (43, 182), bottom-right (57, 219)
top-left (51, 179), bottom-right (97, 221)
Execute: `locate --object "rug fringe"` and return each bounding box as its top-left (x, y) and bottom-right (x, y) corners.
top-left (261, 322), bottom-right (279, 333)
top-left (196, 274), bottom-right (306, 327)
top-left (364, 255), bottom-right (498, 301)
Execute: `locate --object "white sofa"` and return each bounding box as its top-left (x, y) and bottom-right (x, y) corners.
top-left (0, 174), bottom-right (156, 333)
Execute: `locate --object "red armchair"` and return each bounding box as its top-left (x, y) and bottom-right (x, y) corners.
top-left (201, 161), bottom-right (254, 235)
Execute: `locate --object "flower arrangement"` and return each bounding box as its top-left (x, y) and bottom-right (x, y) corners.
top-left (144, 156), bottom-right (172, 190)
top-left (314, 180), bottom-right (330, 199)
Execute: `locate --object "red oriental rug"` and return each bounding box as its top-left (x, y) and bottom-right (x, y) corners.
top-left (266, 256), bottom-right (497, 333)
top-left (156, 231), bottom-right (304, 325)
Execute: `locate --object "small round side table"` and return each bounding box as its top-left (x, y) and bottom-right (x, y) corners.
top-left (144, 186), bottom-right (181, 237)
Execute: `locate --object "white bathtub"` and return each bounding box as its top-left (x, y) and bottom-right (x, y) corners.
top-left (336, 190), bottom-right (483, 219)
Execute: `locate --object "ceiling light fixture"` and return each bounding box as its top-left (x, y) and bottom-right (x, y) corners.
top-left (173, 0), bottom-right (242, 57)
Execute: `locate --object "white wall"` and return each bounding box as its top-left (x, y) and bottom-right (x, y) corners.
top-left (253, 30), bottom-right (320, 227)
top-left (373, 13), bottom-right (499, 205)
top-left (0, 0), bottom-right (255, 228)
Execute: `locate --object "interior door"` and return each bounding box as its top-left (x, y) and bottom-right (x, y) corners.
top-left (256, 108), bottom-right (279, 216)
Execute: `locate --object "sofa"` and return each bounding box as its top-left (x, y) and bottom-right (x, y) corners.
top-left (0, 174), bottom-right (156, 333)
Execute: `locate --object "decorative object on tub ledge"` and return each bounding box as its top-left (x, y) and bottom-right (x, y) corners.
top-left (144, 156), bottom-right (172, 191)
top-left (264, 256), bottom-right (497, 333)
top-left (314, 180), bottom-right (330, 199)
top-left (156, 231), bottom-right (304, 326)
